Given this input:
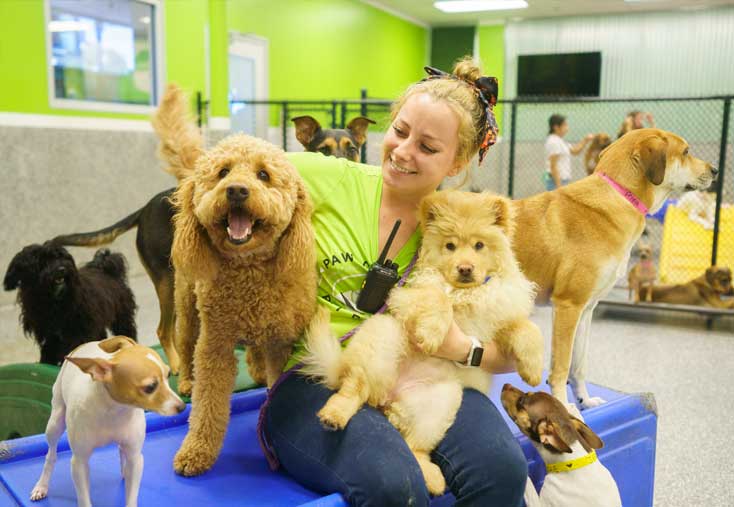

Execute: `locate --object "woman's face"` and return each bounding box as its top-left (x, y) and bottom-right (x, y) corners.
top-left (554, 120), bottom-right (569, 137)
top-left (382, 93), bottom-right (462, 198)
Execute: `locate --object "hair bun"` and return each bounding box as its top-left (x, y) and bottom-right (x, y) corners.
top-left (452, 56), bottom-right (483, 83)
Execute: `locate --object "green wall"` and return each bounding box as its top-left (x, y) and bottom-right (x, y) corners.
top-left (478, 24), bottom-right (505, 133)
top-left (0, 0), bottom-right (429, 121)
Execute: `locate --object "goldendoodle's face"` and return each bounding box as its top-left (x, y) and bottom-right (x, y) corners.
top-left (419, 191), bottom-right (515, 288)
top-left (189, 134), bottom-right (300, 257)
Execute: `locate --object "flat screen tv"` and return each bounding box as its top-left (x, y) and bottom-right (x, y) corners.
top-left (517, 52), bottom-right (601, 97)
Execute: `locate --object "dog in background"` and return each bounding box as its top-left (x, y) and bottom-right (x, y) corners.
top-left (627, 243), bottom-right (657, 302)
top-left (52, 188), bottom-right (178, 373)
top-left (3, 244), bottom-right (137, 366)
top-left (640, 266), bottom-right (733, 308)
top-left (292, 115), bottom-right (375, 161)
top-left (512, 128), bottom-right (718, 408)
top-left (153, 84), bottom-right (317, 476)
top-left (303, 191), bottom-right (543, 495)
top-left (584, 133), bottom-right (612, 176)
top-left (501, 384), bottom-right (621, 507)
top-left (29, 336), bottom-right (185, 507)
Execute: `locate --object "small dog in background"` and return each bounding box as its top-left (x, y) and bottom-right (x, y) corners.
top-left (29, 336), bottom-right (185, 507)
top-left (627, 243), bottom-right (657, 302)
top-left (640, 266), bottom-right (734, 308)
top-left (675, 190), bottom-right (717, 230)
top-left (584, 133), bottom-right (612, 175)
top-left (303, 191), bottom-right (543, 495)
top-left (292, 115), bottom-right (375, 161)
top-left (3, 244), bottom-right (137, 366)
top-left (501, 384), bottom-right (621, 507)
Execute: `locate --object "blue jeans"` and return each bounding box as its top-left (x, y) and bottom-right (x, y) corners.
top-left (264, 373), bottom-right (527, 507)
top-left (543, 173), bottom-right (569, 191)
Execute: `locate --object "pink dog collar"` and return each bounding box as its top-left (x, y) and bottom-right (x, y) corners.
top-left (598, 172), bottom-right (649, 215)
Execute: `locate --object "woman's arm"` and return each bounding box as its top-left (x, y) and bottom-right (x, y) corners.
top-left (569, 134), bottom-right (593, 155)
top-left (432, 321), bottom-right (517, 374)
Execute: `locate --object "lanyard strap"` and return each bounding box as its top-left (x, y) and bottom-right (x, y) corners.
top-left (256, 251), bottom-right (420, 470)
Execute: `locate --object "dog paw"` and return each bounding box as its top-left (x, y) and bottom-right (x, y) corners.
top-left (317, 405), bottom-right (350, 431)
top-left (173, 439), bottom-right (217, 477)
top-left (579, 396), bottom-right (606, 409)
top-left (177, 379), bottom-right (193, 398)
top-left (419, 460), bottom-right (446, 496)
top-left (30, 484), bottom-right (47, 501)
top-left (516, 354), bottom-right (543, 387)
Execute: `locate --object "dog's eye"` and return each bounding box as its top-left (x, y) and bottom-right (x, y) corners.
top-left (347, 146), bottom-right (358, 156)
top-left (257, 169), bottom-right (270, 182)
top-left (445, 242), bottom-right (456, 251)
top-left (683, 148), bottom-right (689, 156)
top-left (475, 241), bottom-right (484, 251)
top-left (218, 167), bottom-right (230, 178)
top-left (143, 381), bottom-right (158, 395)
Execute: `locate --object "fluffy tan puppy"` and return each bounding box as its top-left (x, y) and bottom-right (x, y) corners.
top-left (152, 85), bottom-right (317, 476)
top-left (302, 190), bottom-right (543, 495)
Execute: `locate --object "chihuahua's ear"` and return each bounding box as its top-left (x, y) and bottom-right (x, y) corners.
top-left (570, 417), bottom-right (604, 452)
top-left (292, 116), bottom-right (321, 147)
top-left (346, 117), bottom-right (376, 146)
top-left (66, 356), bottom-right (114, 383)
top-left (99, 336), bottom-right (137, 353)
top-left (538, 419), bottom-right (574, 453)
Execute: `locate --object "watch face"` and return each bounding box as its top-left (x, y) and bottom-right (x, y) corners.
top-left (470, 347), bottom-right (484, 367)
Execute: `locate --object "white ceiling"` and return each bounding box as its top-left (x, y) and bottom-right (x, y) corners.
top-left (362, 0), bottom-right (734, 27)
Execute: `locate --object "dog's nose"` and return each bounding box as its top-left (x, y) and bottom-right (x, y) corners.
top-left (176, 401), bottom-right (186, 413)
top-left (457, 265), bottom-right (473, 277)
top-left (227, 185), bottom-right (249, 201)
top-left (55, 266), bottom-right (67, 276)
top-left (711, 166), bottom-right (719, 177)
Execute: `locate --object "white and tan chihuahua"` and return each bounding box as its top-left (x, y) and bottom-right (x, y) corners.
top-left (30, 336), bottom-right (185, 507)
top-left (501, 384), bottom-right (621, 507)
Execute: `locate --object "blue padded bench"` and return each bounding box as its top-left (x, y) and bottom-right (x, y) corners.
top-left (0, 372), bottom-right (656, 507)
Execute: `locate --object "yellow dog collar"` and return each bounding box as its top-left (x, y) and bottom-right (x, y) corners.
top-left (546, 450), bottom-right (597, 474)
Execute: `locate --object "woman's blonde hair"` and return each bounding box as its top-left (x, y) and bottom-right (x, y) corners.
top-left (390, 56), bottom-right (487, 167)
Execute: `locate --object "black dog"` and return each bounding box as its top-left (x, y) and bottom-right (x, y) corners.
top-left (3, 244), bottom-right (137, 366)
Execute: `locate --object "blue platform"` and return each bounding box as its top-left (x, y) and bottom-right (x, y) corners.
top-left (0, 373), bottom-right (657, 507)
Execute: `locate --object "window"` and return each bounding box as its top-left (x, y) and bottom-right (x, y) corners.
top-left (45, 0), bottom-right (164, 113)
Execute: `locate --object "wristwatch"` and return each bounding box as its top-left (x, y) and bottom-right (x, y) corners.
top-left (459, 336), bottom-right (484, 367)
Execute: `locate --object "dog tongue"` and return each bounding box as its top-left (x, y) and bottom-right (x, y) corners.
top-left (227, 210), bottom-right (252, 240)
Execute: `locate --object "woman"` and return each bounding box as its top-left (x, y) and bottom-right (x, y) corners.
top-left (544, 114), bottom-right (592, 191)
top-left (263, 58), bottom-right (528, 507)
top-left (617, 110), bottom-right (655, 139)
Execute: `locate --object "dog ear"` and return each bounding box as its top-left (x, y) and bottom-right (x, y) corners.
top-left (635, 135), bottom-right (668, 185)
top-left (418, 192), bottom-right (448, 231)
top-left (3, 245), bottom-right (41, 291)
top-left (537, 419), bottom-right (574, 453)
top-left (99, 336), bottom-right (137, 353)
top-left (346, 117), bottom-right (376, 146)
top-left (705, 266), bottom-right (717, 286)
top-left (276, 176), bottom-right (315, 276)
top-left (66, 356), bottom-right (114, 383)
top-left (292, 116), bottom-right (322, 148)
top-left (570, 417), bottom-right (604, 452)
top-left (484, 194), bottom-right (515, 238)
top-left (172, 178), bottom-right (218, 280)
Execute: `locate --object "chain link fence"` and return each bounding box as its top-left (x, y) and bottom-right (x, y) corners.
top-left (199, 95), bottom-right (733, 305)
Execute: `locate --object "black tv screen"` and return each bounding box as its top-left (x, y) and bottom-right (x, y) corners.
top-left (517, 52), bottom-right (601, 97)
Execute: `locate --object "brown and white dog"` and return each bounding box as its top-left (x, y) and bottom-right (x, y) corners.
top-left (640, 266), bottom-right (733, 308)
top-left (512, 128), bottom-right (717, 408)
top-left (501, 384), bottom-right (621, 507)
top-left (627, 243), bottom-right (657, 303)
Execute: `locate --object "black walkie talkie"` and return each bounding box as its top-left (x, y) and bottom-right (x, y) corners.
top-left (356, 219), bottom-right (402, 313)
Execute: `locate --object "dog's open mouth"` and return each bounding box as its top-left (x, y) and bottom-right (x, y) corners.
top-left (222, 208), bottom-right (264, 245)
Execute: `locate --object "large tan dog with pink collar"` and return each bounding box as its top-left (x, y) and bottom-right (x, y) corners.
top-left (512, 128), bottom-right (717, 408)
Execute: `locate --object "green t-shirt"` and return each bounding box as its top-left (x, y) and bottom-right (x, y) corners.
top-left (283, 152), bottom-right (421, 370)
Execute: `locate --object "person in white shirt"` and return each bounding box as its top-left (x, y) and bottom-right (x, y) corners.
top-left (544, 114), bottom-right (592, 191)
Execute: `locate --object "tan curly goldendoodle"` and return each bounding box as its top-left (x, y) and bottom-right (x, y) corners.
top-left (152, 85), bottom-right (317, 476)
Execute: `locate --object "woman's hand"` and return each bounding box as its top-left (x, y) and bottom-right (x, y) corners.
top-left (431, 321), bottom-right (517, 374)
